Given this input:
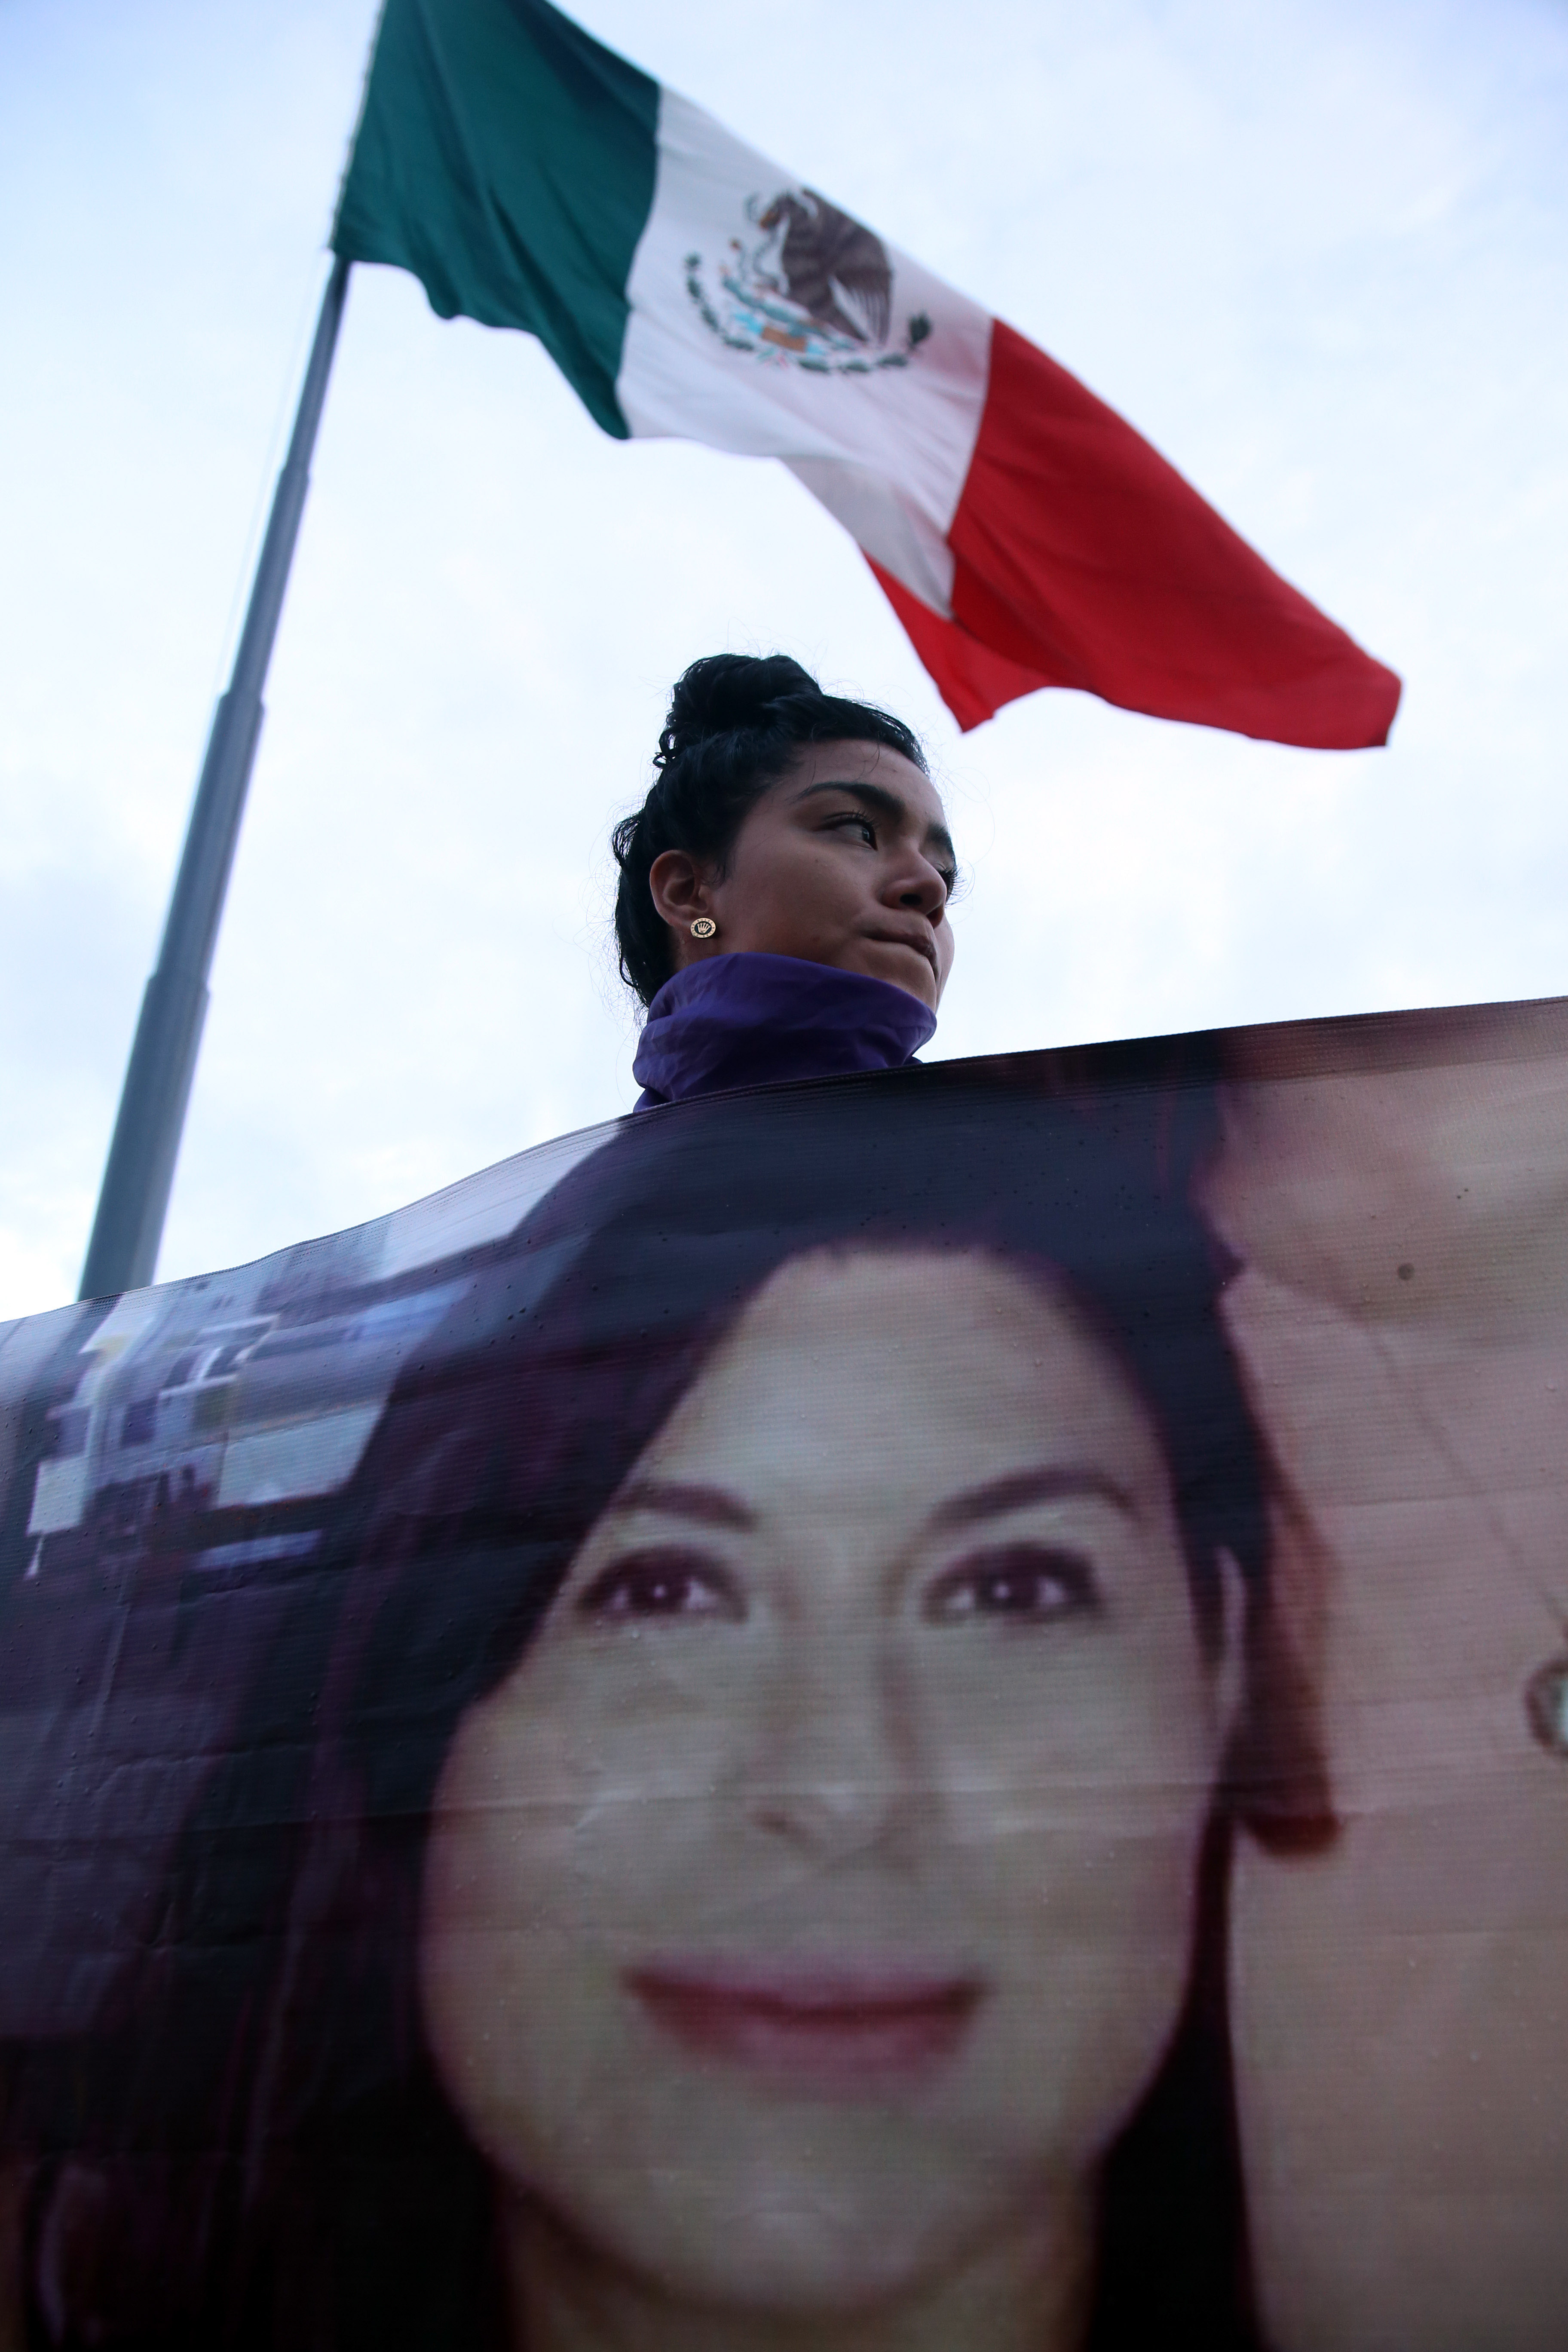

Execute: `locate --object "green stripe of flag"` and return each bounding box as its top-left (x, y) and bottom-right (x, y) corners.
top-left (333, 0), bottom-right (660, 438)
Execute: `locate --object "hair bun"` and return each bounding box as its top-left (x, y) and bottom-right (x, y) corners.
top-left (658, 652), bottom-right (818, 763)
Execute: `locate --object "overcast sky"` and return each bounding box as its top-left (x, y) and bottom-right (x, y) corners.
top-left (2, 0), bottom-right (1564, 1320)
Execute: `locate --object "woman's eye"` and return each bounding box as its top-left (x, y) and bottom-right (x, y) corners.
top-left (826, 812), bottom-right (877, 846)
top-left (924, 1544), bottom-right (1102, 1625)
top-left (576, 1550), bottom-right (742, 1623)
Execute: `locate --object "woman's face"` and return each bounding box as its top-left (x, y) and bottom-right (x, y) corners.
top-left (649, 738), bottom-right (958, 1009)
top-left (422, 1249), bottom-right (1229, 2322)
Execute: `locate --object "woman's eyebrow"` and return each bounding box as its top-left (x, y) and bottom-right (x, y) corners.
top-left (928, 1466), bottom-right (1139, 1532)
top-left (608, 1477), bottom-right (755, 1531)
top-left (790, 779), bottom-right (956, 872)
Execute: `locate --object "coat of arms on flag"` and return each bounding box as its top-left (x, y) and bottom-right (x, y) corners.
top-left (685, 188), bottom-right (932, 375)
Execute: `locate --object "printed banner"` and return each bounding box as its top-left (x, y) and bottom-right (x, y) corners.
top-left (2, 1001), bottom-right (1565, 2349)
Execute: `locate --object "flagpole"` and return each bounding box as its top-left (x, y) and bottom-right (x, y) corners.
top-left (79, 254), bottom-right (353, 1301)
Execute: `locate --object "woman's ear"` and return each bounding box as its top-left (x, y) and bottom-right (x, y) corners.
top-left (648, 848), bottom-right (716, 940)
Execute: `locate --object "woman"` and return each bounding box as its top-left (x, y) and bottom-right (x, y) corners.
top-left (19, 1064), bottom-right (1329, 2351)
top-left (610, 653), bottom-right (957, 1105)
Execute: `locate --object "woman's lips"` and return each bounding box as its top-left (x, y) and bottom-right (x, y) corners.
top-left (865, 928), bottom-right (938, 982)
top-left (625, 1963), bottom-right (984, 2091)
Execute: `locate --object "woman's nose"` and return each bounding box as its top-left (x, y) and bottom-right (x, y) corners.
top-left (743, 1633), bottom-right (927, 1863)
top-left (891, 856), bottom-right (948, 919)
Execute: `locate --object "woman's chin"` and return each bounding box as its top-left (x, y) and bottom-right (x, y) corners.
top-left (850, 943), bottom-right (937, 1009)
top-left (521, 2125), bottom-right (1021, 2323)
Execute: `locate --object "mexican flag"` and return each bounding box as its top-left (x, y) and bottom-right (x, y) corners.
top-left (334, 0), bottom-right (1401, 747)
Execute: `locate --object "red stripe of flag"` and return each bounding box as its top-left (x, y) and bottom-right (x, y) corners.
top-left (875, 321), bottom-right (1400, 747)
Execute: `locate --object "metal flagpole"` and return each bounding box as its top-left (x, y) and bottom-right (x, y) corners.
top-left (79, 254), bottom-right (353, 1301)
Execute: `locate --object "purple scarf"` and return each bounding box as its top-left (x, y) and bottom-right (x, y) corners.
top-left (633, 953), bottom-right (937, 1109)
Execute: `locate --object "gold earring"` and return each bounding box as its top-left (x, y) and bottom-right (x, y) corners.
top-left (690, 916), bottom-right (717, 940)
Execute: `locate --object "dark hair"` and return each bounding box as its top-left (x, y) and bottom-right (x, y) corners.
top-left (17, 1061), bottom-right (1330, 2350)
top-left (611, 652), bottom-right (929, 1007)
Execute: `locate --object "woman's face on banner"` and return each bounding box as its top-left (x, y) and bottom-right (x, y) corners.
top-left (421, 1248), bottom-right (1230, 2318)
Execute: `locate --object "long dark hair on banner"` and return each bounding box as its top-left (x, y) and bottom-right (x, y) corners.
top-left (15, 1056), bottom-right (1332, 2352)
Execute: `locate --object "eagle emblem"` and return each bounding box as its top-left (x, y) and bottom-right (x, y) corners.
top-left (686, 187), bottom-right (931, 375)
